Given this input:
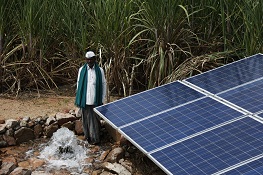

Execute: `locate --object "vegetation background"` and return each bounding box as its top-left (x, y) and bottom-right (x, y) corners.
top-left (0, 0), bottom-right (262, 101)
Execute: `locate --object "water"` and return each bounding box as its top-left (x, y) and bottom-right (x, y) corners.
top-left (38, 127), bottom-right (90, 174)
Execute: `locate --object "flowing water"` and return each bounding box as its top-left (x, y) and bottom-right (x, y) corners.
top-left (37, 127), bottom-right (90, 174)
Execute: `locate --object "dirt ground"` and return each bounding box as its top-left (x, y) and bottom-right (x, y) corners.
top-left (0, 91), bottom-right (76, 121)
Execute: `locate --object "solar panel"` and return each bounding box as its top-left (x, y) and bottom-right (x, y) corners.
top-left (184, 54), bottom-right (263, 94)
top-left (218, 78), bottom-right (263, 113)
top-left (257, 113), bottom-right (263, 120)
top-left (149, 117), bottom-right (263, 175)
top-left (95, 81), bottom-right (204, 128)
top-left (94, 53), bottom-right (263, 175)
top-left (120, 97), bottom-right (244, 153)
top-left (223, 157), bottom-right (263, 175)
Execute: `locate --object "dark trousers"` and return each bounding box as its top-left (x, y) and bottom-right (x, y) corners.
top-left (81, 105), bottom-right (101, 144)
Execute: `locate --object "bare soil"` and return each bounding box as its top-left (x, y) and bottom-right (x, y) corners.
top-left (0, 91), bottom-right (76, 121)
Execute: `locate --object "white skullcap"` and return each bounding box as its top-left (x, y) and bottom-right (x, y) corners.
top-left (85, 51), bottom-right (95, 59)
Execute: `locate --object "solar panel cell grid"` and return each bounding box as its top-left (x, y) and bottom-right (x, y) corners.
top-left (121, 97), bottom-right (244, 153)
top-left (185, 54), bottom-right (263, 94)
top-left (95, 81), bottom-right (204, 127)
top-left (219, 78), bottom-right (263, 113)
top-left (150, 117), bottom-right (263, 175)
top-left (223, 157), bottom-right (263, 175)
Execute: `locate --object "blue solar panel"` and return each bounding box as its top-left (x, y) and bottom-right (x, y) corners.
top-left (257, 113), bottom-right (263, 120)
top-left (150, 117), bottom-right (263, 175)
top-left (95, 53), bottom-right (263, 175)
top-left (121, 97), bottom-right (244, 153)
top-left (223, 157), bottom-right (263, 175)
top-left (95, 81), bottom-right (204, 128)
top-left (185, 54), bottom-right (263, 94)
top-left (218, 79), bottom-right (263, 113)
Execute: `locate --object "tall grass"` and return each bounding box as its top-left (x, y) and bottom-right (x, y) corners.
top-left (87, 0), bottom-right (138, 97)
top-left (0, 0), bottom-right (262, 97)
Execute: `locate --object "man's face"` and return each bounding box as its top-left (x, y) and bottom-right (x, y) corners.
top-left (86, 57), bottom-right (96, 68)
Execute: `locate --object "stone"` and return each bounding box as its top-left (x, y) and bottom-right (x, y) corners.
top-left (75, 108), bottom-right (82, 118)
top-left (44, 123), bottom-right (58, 137)
top-left (100, 171), bottom-right (115, 175)
top-left (9, 167), bottom-right (32, 175)
top-left (29, 158), bottom-right (45, 170)
top-left (20, 120), bottom-right (27, 127)
top-left (102, 162), bottom-right (131, 175)
top-left (18, 161), bottom-right (30, 169)
top-left (6, 119), bottom-right (19, 129)
top-left (61, 121), bottom-right (74, 131)
top-left (0, 124), bottom-right (7, 134)
top-left (0, 162), bottom-right (17, 175)
top-left (100, 150), bottom-right (110, 161)
top-left (56, 112), bottom-right (76, 126)
top-left (45, 116), bottom-right (56, 126)
top-left (0, 120), bottom-right (5, 124)
top-left (31, 171), bottom-right (53, 175)
top-left (0, 140), bottom-right (8, 147)
top-left (14, 127), bottom-right (35, 144)
top-left (74, 120), bottom-right (83, 135)
top-left (3, 134), bottom-right (16, 146)
top-left (105, 147), bottom-right (124, 163)
top-left (27, 121), bottom-right (35, 128)
top-left (22, 117), bottom-right (30, 122)
top-left (2, 156), bottom-right (17, 165)
top-left (119, 159), bottom-right (133, 173)
top-left (5, 128), bottom-right (14, 136)
top-left (34, 124), bottom-right (43, 138)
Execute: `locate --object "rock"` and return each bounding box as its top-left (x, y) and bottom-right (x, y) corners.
top-left (100, 150), bottom-right (110, 161)
top-left (2, 156), bottom-right (17, 165)
top-left (0, 124), bottom-right (7, 134)
top-left (119, 159), bottom-right (133, 173)
top-left (45, 116), bottom-right (56, 126)
top-left (18, 161), bottom-right (30, 169)
top-left (20, 120), bottom-right (28, 127)
top-left (61, 121), bottom-right (74, 131)
top-left (5, 128), bottom-right (14, 136)
top-left (105, 147), bottom-right (124, 163)
top-left (75, 108), bottom-right (82, 118)
top-left (0, 162), bottom-right (17, 175)
top-left (3, 134), bottom-right (16, 146)
top-left (74, 120), bottom-right (83, 135)
top-left (14, 127), bottom-right (35, 144)
top-left (55, 112), bottom-right (76, 126)
top-left (9, 167), bottom-right (32, 175)
top-left (22, 117), bottom-right (30, 122)
top-left (0, 120), bottom-right (5, 124)
top-left (100, 171), bottom-right (115, 175)
top-left (69, 109), bottom-right (76, 116)
top-left (44, 122), bottom-right (59, 137)
top-left (29, 158), bottom-right (45, 170)
top-left (6, 119), bottom-right (19, 129)
top-left (27, 121), bottom-right (35, 128)
top-left (34, 124), bottom-right (43, 138)
top-left (102, 162), bottom-right (131, 175)
top-left (0, 140), bottom-right (8, 147)
top-left (31, 171), bottom-right (53, 175)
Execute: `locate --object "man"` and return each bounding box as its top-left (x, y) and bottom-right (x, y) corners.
top-left (75, 51), bottom-right (106, 144)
